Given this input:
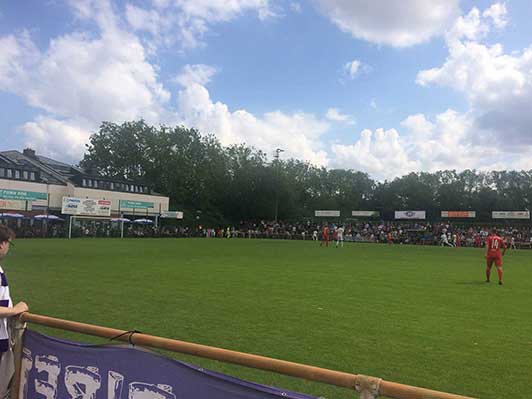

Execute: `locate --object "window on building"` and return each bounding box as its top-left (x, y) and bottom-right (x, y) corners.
top-left (14, 170), bottom-right (20, 179)
top-left (110, 182), bottom-right (114, 190)
top-left (6, 169), bottom-right (12, 178)
top-left (0, 168), bottom-right (4, 177)
top-left (23, 171), bottom-right (28, 180)
top-left (139, 186), bottom-right (143, 193)
top-left (30, 172), bottom-right (36, 181)
top-left (88, 179), bottom-right (92, 187)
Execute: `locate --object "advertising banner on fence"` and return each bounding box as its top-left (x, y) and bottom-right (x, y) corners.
top-left (0, 199), bottom-right (31, 210)
top-left (20, 330), bottom-right (316, 399)
top-left (395, 211), bottom-right (426, 220)
top-left (314, 210), bottom-right (340, 217)
top-left (62, 197), bottom-right (112, 216)
top-left (160, 210), bottom-right (184, 219)
top-left (351, 210), bottom-right (380, 217)
top-left (441, 211), bottom-right (476, 218)
top-left (492, 211), bottom-right (530, 219)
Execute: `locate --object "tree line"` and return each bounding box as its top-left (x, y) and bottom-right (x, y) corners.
top-left (80, 120), bottom-right (532, 225)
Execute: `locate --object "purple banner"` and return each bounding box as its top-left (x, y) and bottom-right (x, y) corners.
top-left (20, 330), bottom-right (317, 399)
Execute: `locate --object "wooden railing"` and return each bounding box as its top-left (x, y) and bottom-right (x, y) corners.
top-left (12, 313), bottom-right (476, 399)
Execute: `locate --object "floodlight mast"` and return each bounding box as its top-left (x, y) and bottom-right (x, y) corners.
top-left (274, 148), bottom-right (284, 222)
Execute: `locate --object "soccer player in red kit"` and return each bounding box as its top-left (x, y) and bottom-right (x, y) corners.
top-left (485, 228), bottom-right (506, 285)
top-left (320, 225), bottom-right (330, 247)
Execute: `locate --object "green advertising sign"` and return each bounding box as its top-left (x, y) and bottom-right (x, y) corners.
top-left (119, 199), bottom-right (154, 209)
top-left (0, 189), bottom-right (47, 201)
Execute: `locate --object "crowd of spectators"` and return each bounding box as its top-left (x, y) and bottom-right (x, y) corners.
top-left (2, 217), bottom-right (532, 248)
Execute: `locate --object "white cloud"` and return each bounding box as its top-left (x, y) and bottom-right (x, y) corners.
top-left (177, 80), bottom-right (330, 165)
top-left (173, 64), bottom-right (217, 86)
top-left (0, 0), bottom-right (171, 162)
top-left (317, 0), bottom-right (459, 47)
top-left (20, 117), bottom-right (92, 162)
top-left (483, 2), bottom-right (508, 29)
top-left (331, 109), bottom-right (509, 180)
top-left (343, 59), bottom-right (370, 80)
top-left (344, 59), bottom-right (360, 78)
top-left (417, 2), bottom-right (532, 148)
top-left (370, 99), bottom-right (377, 109)
top-left (125, 0), bottom-right (276, 49)
top-left (290, 2), bottom-right (302, 13)
top-left (326, 108), bottom-right (354, 125)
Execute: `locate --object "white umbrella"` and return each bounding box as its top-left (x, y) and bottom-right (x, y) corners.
top-left (133, 218), bottom-right (153, 224)
top-left (111, 217), bottom-right (131, 223)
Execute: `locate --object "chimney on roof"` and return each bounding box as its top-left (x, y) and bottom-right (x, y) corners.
top-left (23, 148), bottom-right (37, 159)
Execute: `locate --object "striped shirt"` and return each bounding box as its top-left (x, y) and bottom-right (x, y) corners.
top-left (0, 266), bottom-right (12, 352)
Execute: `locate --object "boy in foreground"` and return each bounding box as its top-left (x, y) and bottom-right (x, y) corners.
top-left (0, 225), bottom-right (29, 397)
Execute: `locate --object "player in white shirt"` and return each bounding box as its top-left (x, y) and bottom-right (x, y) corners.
top-left (441, 233), bottom-right (453, 247)
top-left (312, 230), bottom-right (318, 241)
top-left (336, 226), bottom-right (345, 248)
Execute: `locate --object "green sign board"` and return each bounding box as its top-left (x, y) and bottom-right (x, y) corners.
top-left (119, 200), bottom-right (154, 209)
top-left (0, 189), bottom-right (47, 201)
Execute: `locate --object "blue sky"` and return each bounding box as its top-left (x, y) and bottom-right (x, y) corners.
top-left (1, 1), bottom-right (532, 179)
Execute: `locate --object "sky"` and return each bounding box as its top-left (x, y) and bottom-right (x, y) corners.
top-left (1, 0), bottom-right (532, 180)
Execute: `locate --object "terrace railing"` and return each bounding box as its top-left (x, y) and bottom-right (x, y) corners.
top-left (11, 313), bottom-right (476, 399)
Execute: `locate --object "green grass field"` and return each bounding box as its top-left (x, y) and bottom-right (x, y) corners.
top-left (5, 238), bottom-right (532, 398)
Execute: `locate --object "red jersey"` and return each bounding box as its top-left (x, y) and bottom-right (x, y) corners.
top-left (323, 226), bottom-right (329, 239)
top-left (486, 235), bottom-right (506, 257)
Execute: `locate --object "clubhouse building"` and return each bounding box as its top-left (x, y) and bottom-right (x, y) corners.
top-left (0, 148), bottom-right (169, 217)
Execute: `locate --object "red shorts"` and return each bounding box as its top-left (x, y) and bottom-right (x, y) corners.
top-left (486, 255), bottom-right (502, 267)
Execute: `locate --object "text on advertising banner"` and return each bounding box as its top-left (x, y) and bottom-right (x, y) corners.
top-left (20, 330), bottom-right (317, 399)
top-left (351, 210), bottom-right (379, 217)
top-left (61, 197), bottom-right (111, 217)
top-left (314, 210), bottom-right (340, 217)
top-left (0, 189), bottom-right (47, 201)
top-left (394, 211), bottom-right (426, 220)
top-left (119, 200), bottom-right (154, 209)
top-left (441, 211), bottom-right (476, 218)
top-left (492, 211), bottom-right (530, 219)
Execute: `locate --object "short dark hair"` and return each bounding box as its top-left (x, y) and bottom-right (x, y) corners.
top-left (491, 228), bottom-right (498, 235)
top-left (0, 225), bottom-right (15, 243)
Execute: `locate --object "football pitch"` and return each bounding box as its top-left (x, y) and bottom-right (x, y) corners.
top-left (8, 238), bottom-right (532, 399)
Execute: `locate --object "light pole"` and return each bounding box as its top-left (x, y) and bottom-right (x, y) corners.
top-left (274, 148), bottom-right (284, 222)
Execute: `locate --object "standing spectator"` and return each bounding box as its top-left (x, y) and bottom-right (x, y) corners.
top-left (0, 225), bottom-right (29, 397)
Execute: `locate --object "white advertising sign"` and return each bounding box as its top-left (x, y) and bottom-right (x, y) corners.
top-left (351, 210), bottom-right (380, 217)
top-left (395, 210), bottom-right (426, 220)
top-left (492, 211), bottom-right (530, 219)
top-left (62, 197), bottom-right (112, 217)
top-left (160, 211), bottom-right (184, 219)
top-left (314, 210), bottom-right (340, 217)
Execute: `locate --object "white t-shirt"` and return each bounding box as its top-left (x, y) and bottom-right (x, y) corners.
top-left (337, 227), bottom-right (344, 239)
top-left (0, 266), bottom-right (13, 352)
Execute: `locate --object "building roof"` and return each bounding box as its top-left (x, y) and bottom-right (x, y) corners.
top-left (0, 149), bottom-right (155, 195)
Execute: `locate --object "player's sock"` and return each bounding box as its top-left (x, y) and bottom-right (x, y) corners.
top-left (497, 267), bottom-right (503, 284)
top-left (485, 267), bottom-right (491, 282)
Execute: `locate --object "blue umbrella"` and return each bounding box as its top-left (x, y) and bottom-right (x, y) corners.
top-left (0, 213), bottom-right (24, 219)
top-left (34, 214), bottom-right (64, 221)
